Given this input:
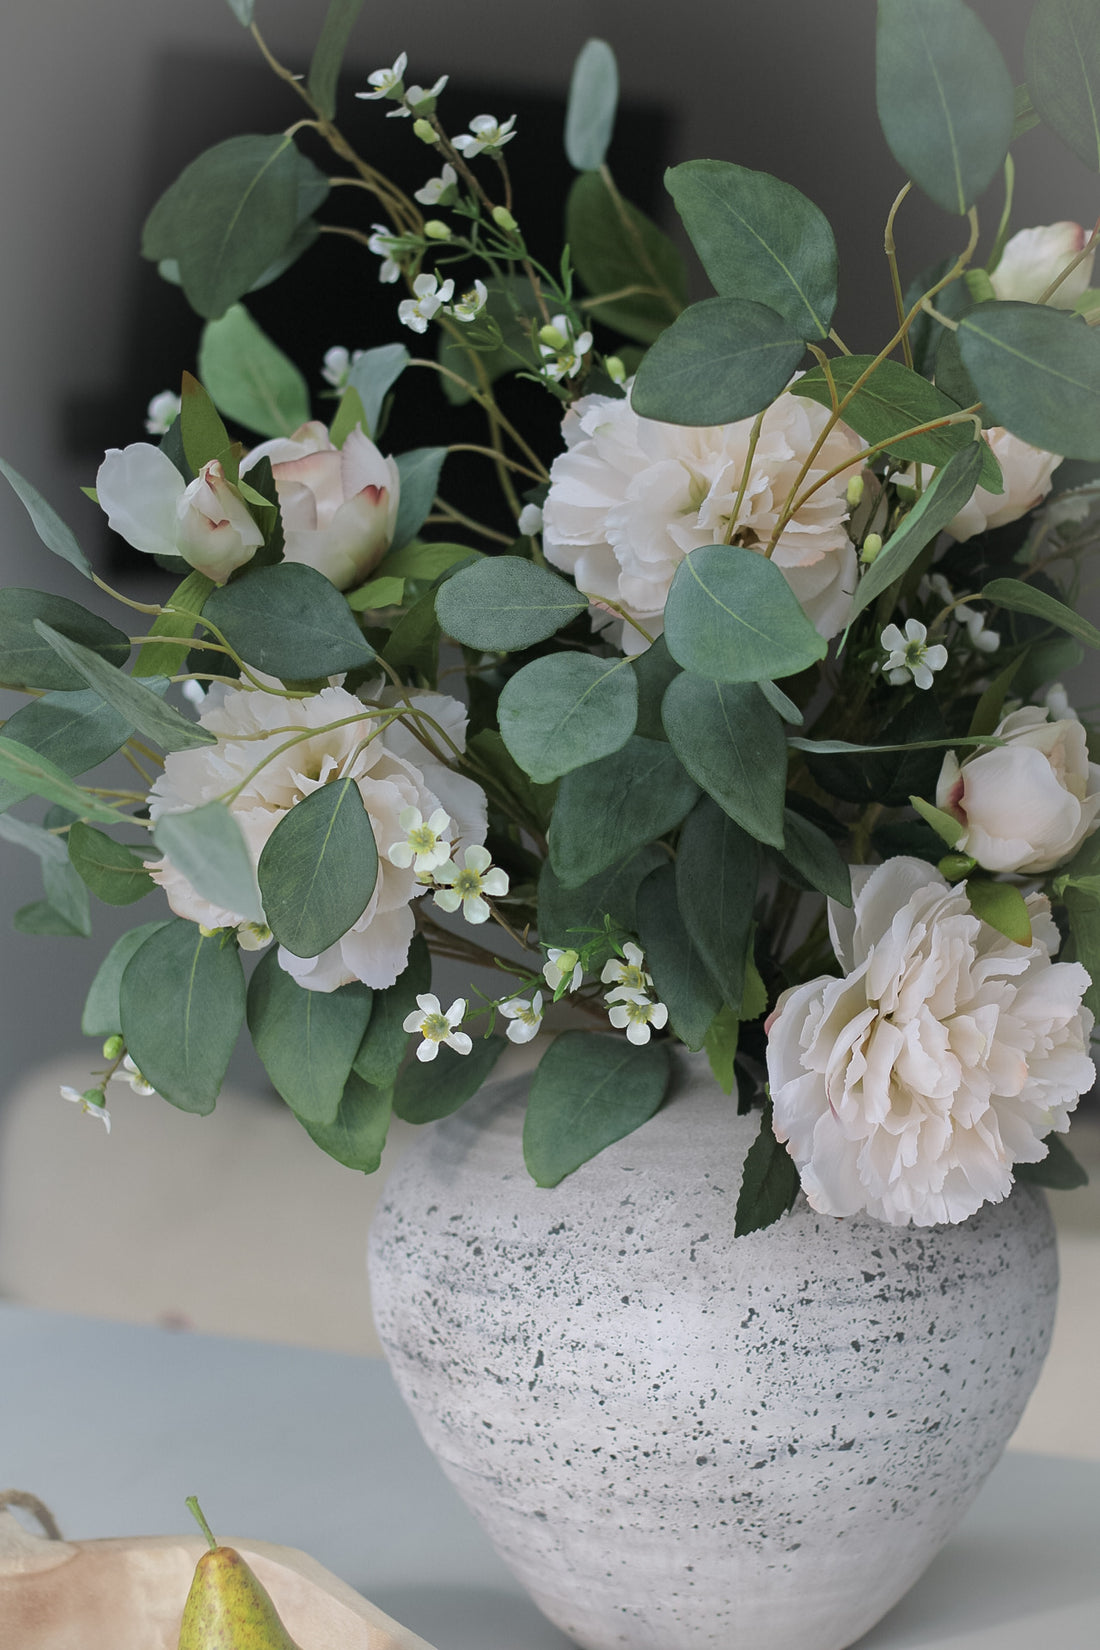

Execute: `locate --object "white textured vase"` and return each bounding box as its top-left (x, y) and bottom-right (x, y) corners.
top-left (368, 1052), bottom-right (1058, 1650)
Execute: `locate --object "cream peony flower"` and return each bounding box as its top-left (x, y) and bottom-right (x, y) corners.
top-left (936, 705), bottom-right (1100, 874)
top-left (990, 221), bottom-right (1096, 308)
top-left (146, 678), bottom-right (487, 992)
top-left (241, 420), bottom-right (400, 591)
top-left (934, 427), bottom-right (1062, 543)
top-left (766, 857), bottom-right (1095, 1228)
top-left (541, 382), bottom-right (863, 654)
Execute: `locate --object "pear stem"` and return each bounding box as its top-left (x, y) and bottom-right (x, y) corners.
top-left (186, 1496), bottom-right (219, 1552)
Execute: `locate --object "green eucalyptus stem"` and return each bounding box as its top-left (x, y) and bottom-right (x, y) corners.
top-left (783, 404), bottom-right (983, 526)
top-left (883, 182), bottom-right (914, 370)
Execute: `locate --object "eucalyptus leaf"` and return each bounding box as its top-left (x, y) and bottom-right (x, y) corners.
top-left (199, 304), bottom-right (311, 438)
top-left (1062, 884), bottom-right (1100, 1015)
top-left (394, 1034), bottom-right (506, 1124)
top-left (1015, 1132), bottom-right (1090, 1190)
top-left (202, 562), bottom-right (375, 677)
top-left (498, 653), bottom-right (638, 783)
top-left (67, 823), bottom-right (155, 906)
top-left (348, 344), bottom-right (410, 437)
top-left (0, 735), bottom-right (124, 823)
top-left (675, 797), bottom-right (760, 1011)
top-left (345, 575), bottom-right (405, 612)
top-left (704, 1002), bottom-right (740, 1095)
top-left (537, 845), bottom-right (665, 959)
top-left (663, 543), bottom-right (827, 683)
top-left (666, 159), bottom-right (837, 339)
top-left (307, 0), bottom-right (366, 120)
top-left (0, 690), bottom-right (132, 812)
top-left (851, 440), bottom-right (985, 616)
top-left (875, 0), bottom-right (1014, 213)
top-left (224, 0), bottom-right (254, 23)
top-left (1025, 0), bottom-right (1100, 171)
top-left (393, 448), bottom-right (447, 551)
top-left (548, 737), bottom-right (699, 888)
top-left (980, 577), bottom-right (1100, 649)
top-left (353, 933), bottom-right (431, 1087)
top-left (774, 810), bottom-right (853, 906)
top-left (297, 1070), bottom-right (392, 1171)
top-left (0, 590), bottom-right (129, 692)
top-left (81, 920), bottom-right (171, 1037)
top-left (0, 458), bottom-right (92, 579)
top-left (180, 372), bottom-right (234, 476)
top-left (635, 863), bottom-right (722, 1050)
top-left (120, 920), bottom-right (245, 1113)
top-left (523, 1031), bottom-right (670, 1187)
top-left (133, 570), bottom-right (215, 679)
top-left (565, 39), bottom-right (618, 170)
top-left (381, 587), bottom-right (440, 684)
top-left (152, 801), bottom-right (264, 925)
top-left (631, 634), bottom-right (680, 740)
top-left (13, 899), bottom-right (89, 938)
top-left (257, 777), bottom-right (378, 958)
top-left (957, 302), bottom-right (1100, 460)
top-left (435, 556), bottom-right (588, 651)
top-left (566, 173), bottom-right (687, 346)
top-left (662, 673), bottom-right (787, 847)
top-left (375, 539), bottom-right (481, 583)
top-left (32, 623), bottom-right (215, 753)
top-left (758, 679), bottom-right (803, 725)
top-left (247, 948), bottom-right (373, 1125)
top-left (631, 297), bottom-right (807, 426)
top-left (734, 1101), bottom-right (801, 1236)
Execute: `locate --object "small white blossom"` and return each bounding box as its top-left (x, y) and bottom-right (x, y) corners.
top-left (112, 1055), bottom-right (156, 1096)
top-left (926, 574), bottom-right (1000, 656)
top-left (450, 280), bottom-right (489, 323)
top-left (387, 805), bottom-right (454, 873)
top-left (543, 947), bottom-right (583, 993)
top-left (414, 163), bottom-right (458, 206)
top-left (321, 345), bottom-right (364, 390)
top-left (181, 679), bottom-right (206, 707)
top-left (433, 844), bottom-right (509, 923)
top-left (601, 942), bottom-right (652, 1001)
top-left (402, 993), bottom-right (472, 1061)
top-left (367, 225), bottom-right (402, 284)
top-left (145, 389), bottom-right (181, 437)
top-left (1044, 682), bottom-right (1078, 722)
top-left (388, 75), bottom-right (448, 118)
top-left (881, 619), bottom-right (948, 690)
top-left (398, 271), bottom-right (455, 334)
top-left (61, 1085), bottom-right (112, 1131)
top-left (355, 53), bottom-right (408, 101)
top-left (539, 313), bottom-right (592, 382)
top-left (517, 503), bottom-right (543, 536)
top-left (607, 990), bottom-right (669, 1046)
top-left (499, 990), bottom-right (544, 1044)
top-left (452, 113), bottom-right (517, 157)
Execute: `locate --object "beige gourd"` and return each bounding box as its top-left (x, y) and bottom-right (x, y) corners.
top-left (0, 1491), bottom-right (437, 1650)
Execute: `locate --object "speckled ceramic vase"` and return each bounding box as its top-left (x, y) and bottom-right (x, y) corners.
top-left (368, 1051), bottom-right (1058, 1650)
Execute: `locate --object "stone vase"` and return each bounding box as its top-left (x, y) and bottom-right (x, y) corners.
top-left (367, 1051), bottom-right (1058, 1650)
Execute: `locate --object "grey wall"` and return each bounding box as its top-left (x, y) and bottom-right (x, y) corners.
top-left (0, 0), bottom-right (1086, 1088)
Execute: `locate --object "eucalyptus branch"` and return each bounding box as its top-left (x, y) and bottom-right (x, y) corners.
top-left (407, 358), bottom-right (550, 478)
top-left (91, 574), bottom-right (163, 615)
top-left (884, 182), bottom-right (914, 370)
top-left (724, 406), bottom-right (768, 544)
top-left (446, 444), bottom-right (546, 483)
top-left (784, 405), bottom-right (983, 524)
top-left (598, 163), bottom-right (681, 320)
top-left (429, 501), bottom-right (514, 545)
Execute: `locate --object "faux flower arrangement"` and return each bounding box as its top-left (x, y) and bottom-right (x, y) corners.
top-left (3, 0), bottom-right (1100, 1234)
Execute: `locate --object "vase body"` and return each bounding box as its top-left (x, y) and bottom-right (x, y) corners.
top-left (368, 1052), bottom-right (1058, 1650)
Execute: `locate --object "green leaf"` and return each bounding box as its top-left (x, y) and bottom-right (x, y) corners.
top-left (344, 574), bottom-right (405, 612)
top-left (352, 933), bottom-right (431, 1088)
top-left (142, 134), bottom-right (330, 320)
top-left (0, 813), bottom-right (92, 935)
top-left (957, 302), bottom-right (1100, 460)
top-left (631, 635), bottom-right (680, 740)
top-left (791, 356), bottom-right (1003, 489)
top-left (13, 900), bottom-right (89, 938)
top-left (566, 172), bottom-right (687, 346)
top-left (0, 590), bottom-right (129, 692)
top-left (81, 920), bottom-right (170, 1036)
top-left (348, 344), bottom-right (410, 437)
top-left (133, 570), bottom-right (215, 679)
top-left (328, 385), bottom-right (369, 450)
top-left (631, 297), bottom-right (807, 426)
top-left (224, 0), bottom-right (254, 23)
top-left (775, 810), bottom-right (852, 905)
top-left (792, 734), bottom-right (998, 756)
top-left (0, 735), bottom-right (123, 823)
top-left (635, 863), bottom-right (722, 1050)
top-left (548, 737), bottom-right (698, 888)
top-left (0, 690), bottom-right (132, 813)
top-left (467, 728), bottom-right (557, 832)
top-left (676, 797), bottom-right (760, 1011)
top-left (565, 38), bottom-right (619, 170)
top-left (734, 1101), bottom-right (801, 1236)
top-left (704, 1002), bottom-right (740, 1094)
top-left (297, 1070), bottom-right (392, 1172)
top-left (180, 372), bottom-right (234, 477)
top-left (392, 448), bottom-right (447, 552)
top-left (1025, 0), bottom-right (1100, 171)
top-left (537, 846), bottom-right (665, 959)
top-left (666, 159), bottom-right (837, 339)
top-left (910, 792), bottom-right (966, 847)
top-left (67, 823), bottom-right (155, 905)
top-left (307, 0), bottom-right (366, 120)
top-left (662, 542), bottom-right (827, 683)
top-left (375, 538), bottom-right (478, 584)
top-left (198, 304), bottom-right (311, 438)
top-left (1015, 1132), bottom-right (1090, 1190)
top-left (851, 440), bottom-right (986, 616)
top-left (980, 577), bottom-right (1100, 649)
top-left (875, 0), bottom-right (1014, 213)
top-left (152, 800), bottom-right (264, 924)
top-left (247, 948), bottom-right (373, 1125)
top-left (120, 920), bottom-right (246, 1113)
top-left (435, 556), bottom-right (588, 651)
top-left (498, 653), bottom-right (638, 783)
top-left (393, 1034), bottom-right (506, 1124)
top-left (381, 587), bottom-right (440, 684)
top-left (968, 654), bottom-right (1024, 737)
top-left (523, 1031), bottom-right (670, 1186)
top-left (758, 679), bottom-right (803, 725)
top-left (965, 876), bottom-right (1032, 945)
top-left (1062, 884), bottom-right (1100, 1014)
top-left (257, 777), bottom-right (378, 958)
top-left (0, 458), bottom-right (92, 579)
top-left (202, 562), bottom-right (375, 678)
top-left (662, 674), bottom-right (787, 847)
top-left (32, 622), bottom-right (215, 753)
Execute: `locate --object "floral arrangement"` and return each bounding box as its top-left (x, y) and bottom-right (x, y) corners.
top-left (2, 0), bottom-right (1099, 1234)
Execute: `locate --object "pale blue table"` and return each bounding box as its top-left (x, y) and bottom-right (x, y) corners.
top-left (1, 1305), bottom-right (1097, 1649)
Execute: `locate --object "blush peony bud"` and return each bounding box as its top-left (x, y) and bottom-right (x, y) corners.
top-left (96, 442), bottom-right (261, 582)
top-left (936, 704), bottom-right (1100, 874)
top-left (242, 420), bottom-right (400, 591)
top-left (990, 221), bottom-right (1095, 308)
top-left (175, 459), bottom-right (264, 583)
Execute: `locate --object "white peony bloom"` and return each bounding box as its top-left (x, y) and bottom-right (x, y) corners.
top-left (96, 445), bottom-right (264, 584)
top-left (766, 857), bottom-right (1095, 1227)
top-left (541, 382), bottom-right (863, 654)
top-left (146, 678), bottom-right (488, 992)
top-left (241, 420), bottom-right (400, 592)
top-left (926, 427), bottom-right (1063, 543)
top-left (936, 705), bottom-right (1100, 874)
top-left (990, 221), bottom-right (1095, 308)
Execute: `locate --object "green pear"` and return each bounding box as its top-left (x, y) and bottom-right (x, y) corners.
top-left (178, 1497), bottom-right (304, 1650)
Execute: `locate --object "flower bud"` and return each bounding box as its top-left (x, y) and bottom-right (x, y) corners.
top-left (860, 532), bottom-right (883, 564)
top-left (413, 118), bottom-right (437, 143)
top-left (102, 1034), bottom-right (125, 1061)
top-left (423, 218), bottom-right (451, 240)
top-left (846, 474), bottom-right (864, 508)
top-left (491, 205), bottom-right (518, 232)
top-left (175, 459), bottom-right (265, 585)
top-left (604, 355), bottom-right (626, 385)
top-left (82, 1087), bottom-right (105, 1108)
top-left (936, 852), bottom-right (977, 882)
top-left (539, 323), bottom-right (567, 349)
